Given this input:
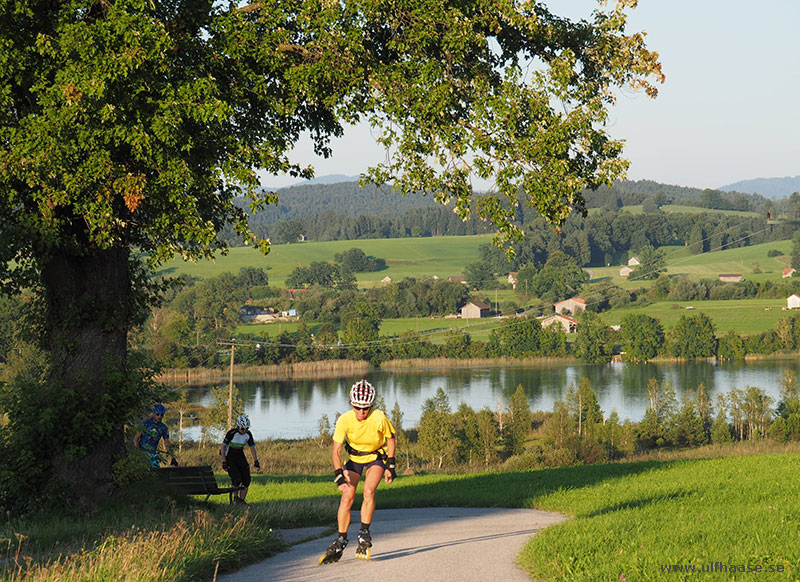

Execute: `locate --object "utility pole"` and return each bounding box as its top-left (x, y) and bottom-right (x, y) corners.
top-left (228, 338), bottom-right (235, 429)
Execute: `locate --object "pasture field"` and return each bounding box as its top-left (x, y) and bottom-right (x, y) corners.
top-left (589, 205), bottom-right (762, 218)
top-left (588, 238), bottom-right (793, 289)
top-left (224, 451), bottom-right (800, 582)
top-left (235, 315), bottom-right (508, 343)
top-left (5, 445), bottom-right (800, 581)
top-left (521, 452), bottom-right (800, 581)
top-left (157, 234), bottom-right (494, 287)
top-left (157, 230), bottom-right (793, 293)
top-left (597, 299), bottom-right (788, 335)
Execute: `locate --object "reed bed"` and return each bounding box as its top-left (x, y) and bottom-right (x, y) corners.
top-left (380, 356), bottom-right (574, 370)
top-left (157, 360), bottom-right (370, 385)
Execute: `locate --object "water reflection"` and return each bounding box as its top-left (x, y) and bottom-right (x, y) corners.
top-left (179, 359), bottom-right (799, 440)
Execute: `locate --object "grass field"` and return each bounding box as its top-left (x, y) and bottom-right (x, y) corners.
top-left (158, 230), bottom-right (799, 339)
top-left (236, 315), bottom-right (510, 343)
top-left (230, 450), bottom-right (800, 581)
top-left (241, 452), bottom-right (800, 581)
top-left (588, 239), bottom-right (793, 289)
top-left (157, 234), bottom-right (494, 287)
top-left (521, 452), bottom-right (800, 581)
top-left (589, 205), bottom-right (762, 218)
top-left (597, 299), bottom-right (789, 335)
top-left (6, 447), bottom-right (800, 581)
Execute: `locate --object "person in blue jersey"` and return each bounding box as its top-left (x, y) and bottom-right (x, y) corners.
top-left (220, 414), bottom-right (261, 505)
top-left (133, 403), bottom-right (178, 468)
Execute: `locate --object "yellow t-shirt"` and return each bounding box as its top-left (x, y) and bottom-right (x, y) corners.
top-left (333, 409), bottom-right (395, 464)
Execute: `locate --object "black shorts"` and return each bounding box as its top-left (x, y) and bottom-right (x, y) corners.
top-left (226, 455), bottom-right (251, 487)
top-left (344, 457), bottom-right (386, 476)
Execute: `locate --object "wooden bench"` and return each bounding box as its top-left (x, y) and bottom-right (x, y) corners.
top-left (155, 465), bottom-right (244, 503)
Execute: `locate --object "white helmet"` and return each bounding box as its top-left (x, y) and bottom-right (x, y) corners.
top-left (349, 380), bottom-right (375, 408)
top-left (236, 414), bottom-right (250, 429)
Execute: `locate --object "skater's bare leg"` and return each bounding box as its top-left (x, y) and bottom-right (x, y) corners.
top-left (337, 471), bottom-right (360, 534)
top-left (359, 464), bottom-right (384, 526)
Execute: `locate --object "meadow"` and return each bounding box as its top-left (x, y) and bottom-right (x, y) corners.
top-left (587, 238), bottom-right (793, 286)
top-left (6, 447), bottom-right (799, 581)
top-left (236, 313), bottom-right (510, 342)
top-left (597, 299), bottom-right (789, 335)
top-left (157, 234), bottom-right (494, 288)
top-left (160, 232), bottom-right (800, 340)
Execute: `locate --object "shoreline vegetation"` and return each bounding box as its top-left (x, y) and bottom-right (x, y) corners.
top-left (156, 352), bottom-right (800, 384)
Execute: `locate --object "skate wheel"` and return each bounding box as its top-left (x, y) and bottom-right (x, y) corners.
top-left (318, 552), bottom-right (341, 565)
top-left (356, 548), bottom-right (370, 560)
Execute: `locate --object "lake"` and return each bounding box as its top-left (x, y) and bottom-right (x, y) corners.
top-left (177, 359), bottom-right (799, 441)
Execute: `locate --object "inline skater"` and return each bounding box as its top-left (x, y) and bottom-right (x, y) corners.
top-left (133, 403), bottom-right (177, 468)
top-left (319, 379), bottom-right (397, 564)
top-left (221, 413), bottom-right (261, 505)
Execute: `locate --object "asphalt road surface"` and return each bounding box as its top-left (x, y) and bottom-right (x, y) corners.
top-left (216, 507), bottom-right (568, 582)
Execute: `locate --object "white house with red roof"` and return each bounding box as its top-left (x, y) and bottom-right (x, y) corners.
top-left (554, 297), bottom-right (586, 315)
top-left (540, 314), bottom-right (579, 334)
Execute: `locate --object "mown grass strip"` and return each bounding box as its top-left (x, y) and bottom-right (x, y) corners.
top-left (520, 453), bottom-right (800, 581)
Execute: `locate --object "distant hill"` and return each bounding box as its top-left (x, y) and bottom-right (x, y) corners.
top-left (244, 180), bottom-right (437, 224)
top-left (719, 176), bottom-right (800, 199)
top-left (240, 177), bottom-right (773, 229)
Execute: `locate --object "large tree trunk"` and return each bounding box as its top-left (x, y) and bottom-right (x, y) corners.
top-left (39, 245), bottom-right (133, 503)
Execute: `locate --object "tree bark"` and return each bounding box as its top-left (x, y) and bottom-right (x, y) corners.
top-left (39, 245), bottom-right (133, 503)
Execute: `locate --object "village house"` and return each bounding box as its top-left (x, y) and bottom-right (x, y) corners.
top-left (460, 300), bottom-right (490, 319)
top-left (240, 305), bottom-right (278, 323)
top-left (507, 271), bottom-right (518, 289)
top-left (619, 266), bottom-right (633, 278)
top-left (788, 294), bottom-right (800, 310)
top-left (628, 256), bottom-right (641, 266)
top-left (539, 314), bottom-right (578, 334)
top-left (381, 276), bottom-right (392, 283)
top-left (783, 268), bottom-right (796, 278)
top-left (448, 275), bottom-right (467, 284)
top-left (554, 297), bottom-right (586, 315)
top-left (718, 274), bottom-right (743, 283)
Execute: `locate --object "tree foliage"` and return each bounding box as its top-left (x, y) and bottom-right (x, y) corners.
top-left (668, 313), bottom-right (718, 359)
top-left (0, 0), bottom-right (663, 508)
top-left (620, 313), bottom-right (664, 363)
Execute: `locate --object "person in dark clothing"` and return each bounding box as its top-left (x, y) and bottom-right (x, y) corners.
top-left (220, 413), bottom-right (260, 505)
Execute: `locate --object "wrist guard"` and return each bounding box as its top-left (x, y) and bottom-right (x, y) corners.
top-left (386, 456), bottom-right (396, 479)
top-left (334, 468), bottom-right (346, 486)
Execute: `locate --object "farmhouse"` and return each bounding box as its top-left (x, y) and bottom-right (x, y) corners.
top-left (461, 301), bottom-right (490, 319)
top-left (554, 297), bottom-right (586, 315)
top-left (240, 305), bottom-right (281, 323)
top-left (788, 294), bottom-right (800, 310)
top-left (539, 314), bottom-right (578, 334)
top-left (508, 271), bottom-right (518, 289)
top-left (783, 268), bottom-right (796, 278)
top-left (381, 276), bottom-right (392, 283)
top-left (718, 274), bottom-right (743, 283)
top-left (628, 256), bottom-right (641, 266)
top-left (619, 266), bottom-right (633, 278)
top-left (448, 275), bottom-right (467, 284)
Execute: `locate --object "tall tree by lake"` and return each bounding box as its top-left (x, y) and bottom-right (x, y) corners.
top-left (0, 0), bottom-right (663, 507)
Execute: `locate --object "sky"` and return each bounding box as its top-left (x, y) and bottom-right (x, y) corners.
top-left (262, 0), bottom-right (800, 191)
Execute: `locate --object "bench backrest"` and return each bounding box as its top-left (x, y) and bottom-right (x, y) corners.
top-left (157, 465), bottom-right (218, 493)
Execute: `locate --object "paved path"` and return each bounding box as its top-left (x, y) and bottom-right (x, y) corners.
top-left (217, 507), bottom-right (568, 582)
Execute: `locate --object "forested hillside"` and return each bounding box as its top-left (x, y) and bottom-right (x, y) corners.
top-left (218, 179), bottom-right (786, 246)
